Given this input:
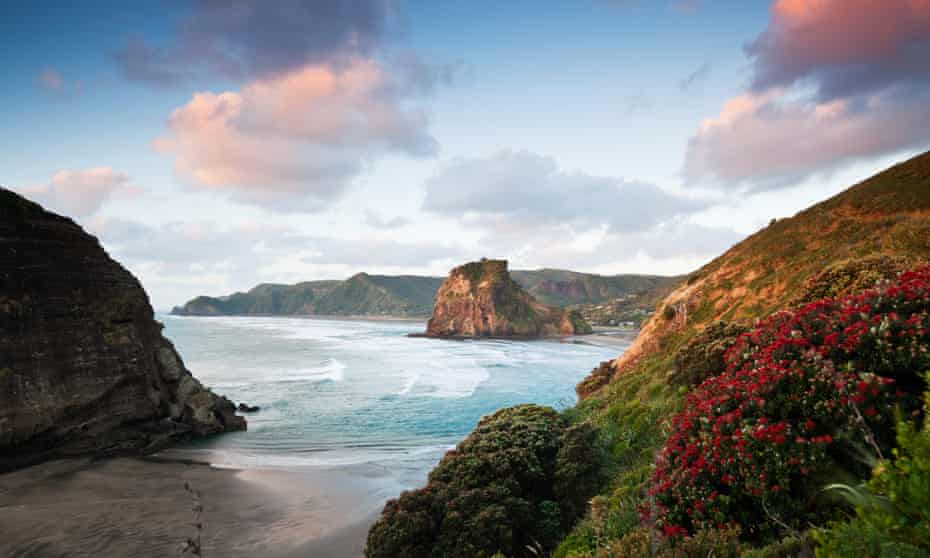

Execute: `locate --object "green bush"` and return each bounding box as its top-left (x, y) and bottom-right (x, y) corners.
top-left (365, 405), bottom-right (604, 558)
top-left (816, 374), bottom-right (930, 558)
top-left (669, 321), bottom-right (748, 388)
top-left (791, 254), bottom-right (912, 308)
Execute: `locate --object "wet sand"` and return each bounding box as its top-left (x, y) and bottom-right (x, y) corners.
top-left (0, 456), bottom-right (380, 558)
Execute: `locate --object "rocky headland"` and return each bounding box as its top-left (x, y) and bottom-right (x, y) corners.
top-left (422, 259), bottom-right (592, 338)
top-left (0, 187), bottom-right (245, 472)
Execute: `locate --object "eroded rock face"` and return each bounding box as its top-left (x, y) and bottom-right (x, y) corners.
top-left (0, 188), bottom-right (245, 471)
top-left (424, 259), bottom-right (592, 338)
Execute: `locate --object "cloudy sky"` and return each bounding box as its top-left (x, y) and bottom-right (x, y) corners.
top-left (3, 0), bottom-right (930, 309)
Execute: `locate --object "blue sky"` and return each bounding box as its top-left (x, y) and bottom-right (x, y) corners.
top-left (3, 0), bottom-right (929, 308)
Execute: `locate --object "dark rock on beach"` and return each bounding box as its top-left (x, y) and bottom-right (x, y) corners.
top-left (0, 187), bottom-right (245, 472)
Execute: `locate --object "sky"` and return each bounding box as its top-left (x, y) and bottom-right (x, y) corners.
top-left (3, 0), bottom-right (930, 309)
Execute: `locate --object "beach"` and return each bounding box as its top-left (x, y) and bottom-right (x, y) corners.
top-left (0, 317), bottom-right (630, 557)
top-left (0, 456), bottom-right (377, 558)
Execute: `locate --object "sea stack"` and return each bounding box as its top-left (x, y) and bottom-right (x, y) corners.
top-left (424, 259), bottom-right (592, 338)
top-left (0, 187), bottom-right (245, 472)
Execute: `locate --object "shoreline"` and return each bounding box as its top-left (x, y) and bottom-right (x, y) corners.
top-left (163, 312), bottom-right (428, 323)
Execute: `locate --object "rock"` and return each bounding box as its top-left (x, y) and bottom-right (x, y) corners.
top-left (0, 187), bottom-right (245, 472)
top-left (423, 259), bottom-right (592, 339)
top-left (237, 403), bottom-right (260, 413)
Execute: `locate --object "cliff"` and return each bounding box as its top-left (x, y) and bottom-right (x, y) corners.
top-left (424, 259), bottom-right (592, 338)
top-left (0, 188), bottom-right (245, 472)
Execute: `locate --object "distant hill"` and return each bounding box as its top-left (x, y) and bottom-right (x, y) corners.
top-left (171, 274), bottom-right (443, 317)
top-left (172, 269), bottom-right (677, 320)
top-left (511, 269), bottom-right (674, 307)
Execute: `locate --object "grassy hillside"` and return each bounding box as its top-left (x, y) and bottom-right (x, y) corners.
top-left (588, 150), bottom-right (930, 388)
top-left (559, 150), bottom-right (930, 556)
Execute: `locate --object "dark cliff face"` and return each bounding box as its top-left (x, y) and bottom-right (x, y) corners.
top-left (424, 259), bottom-right (592, 338)
top-left (0, 188), bottom-right (245, 472)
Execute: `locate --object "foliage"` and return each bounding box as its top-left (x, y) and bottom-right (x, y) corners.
top-left (791, 254), bottom-right (913, 308)
top-left (670, 321), bottom-right (749, 388)
top-left (662, 304), bottom-right (677, 321)
top-left (815, 373), bottom-right (930, 558)
top-left (650, 266), bottom-right (930, 540)
top-left (365, 405), bottom-right (605, 558)
top-left (558, 526), bottom-right (742, 558)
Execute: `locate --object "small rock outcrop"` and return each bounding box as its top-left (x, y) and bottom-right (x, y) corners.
top-left (423, 259), bottom-right (592, 338)
top-left (0, 188), bottom-right (245, 472)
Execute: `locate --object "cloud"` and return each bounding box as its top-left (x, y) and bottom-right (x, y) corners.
top-left (746, 0), bottom-right (930, 100)
top-left (672, 0), bottom-right (702, 14)
top-left (37, 69), bottom-right (63, 90)
top-left (365, 210), bottom-right (410, 229)
top-left (90, 216), bottom-right (463, 307)
top-left (114, 0), bottom-right (389, 85)
top-left (301, 236), bottom-right (463, 267)
top-left (679, 61), bottom-right (712, 91)
top-left (36, 68), bottom-right (82, 95)
top-left (423, 150), bottom-right (706, 233)
top-left (685, 0), bottom-right (930, 189)
top-left (155, 58), bottom-right (438, 210)
top-left (685, 87), bottom-right (930, 189)
top-left (18, 168), bottom-right (137, 218)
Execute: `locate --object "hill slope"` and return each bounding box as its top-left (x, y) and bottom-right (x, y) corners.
top-left (584, 149), bottom-right (930, 395)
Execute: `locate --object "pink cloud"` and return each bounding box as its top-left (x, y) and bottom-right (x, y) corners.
top-left (685, 89), bottom-right (930, 187)
top-left (748, 0), bottom-right (930, 98)
top-left (19, 168), bottom-right (138, 218)
top-left (155, 58), bottom-right (437, 210)
top-left (37, 69), bottom-right (63, 90)
top-left (685, 0), bottom-right (930, 188)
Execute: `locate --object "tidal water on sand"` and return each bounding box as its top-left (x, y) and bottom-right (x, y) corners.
top-left (157, 315), bottom-right (630, 555)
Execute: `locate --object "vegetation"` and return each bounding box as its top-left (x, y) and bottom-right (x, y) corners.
top-left (548, 151), bottom-right (930, 557)
top-left (669, 321), bottom-right (748, 388)
top-left (815, 373), bottom-right (930, 558)
top-left (651, 267), bottom-right (930, 539)
top-left (365, 405), bottom-right (604, 558)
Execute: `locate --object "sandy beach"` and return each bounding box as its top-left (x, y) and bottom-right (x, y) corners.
top-left (0, 456), bottom-right (380, 558)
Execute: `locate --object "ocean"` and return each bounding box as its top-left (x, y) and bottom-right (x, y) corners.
top-left (159, 314), bottom-right (629, 526)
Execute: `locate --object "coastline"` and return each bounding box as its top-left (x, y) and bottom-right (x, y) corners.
top-left (164, 312), bottom-right (428, 323)
top-left (0, 456), bottom-right (378, 558)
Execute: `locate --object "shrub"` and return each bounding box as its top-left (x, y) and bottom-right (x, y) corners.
top-left (791, 255), bottom-right (913, 308)
top-left (650, 266), bottom-right (930, 541)
top-left (670, 321), bottom-right (749, 387)
top-left (365, 405), bottom-right (604, 558)
top-left (662, 305), bottom-right (677, 321)
top-left (815, 374), bottom-right (930, 558)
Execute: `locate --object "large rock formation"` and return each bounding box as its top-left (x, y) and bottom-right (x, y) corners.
top-left (0, 188), bottom-right (245, 472)
top-left (423, 259), bottom-right (592, 338)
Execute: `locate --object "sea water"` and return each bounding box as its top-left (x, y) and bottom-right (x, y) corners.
top-left (160, 315), bottom-right (628, 511)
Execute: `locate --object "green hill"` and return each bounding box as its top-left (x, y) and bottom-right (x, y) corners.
top-left (511, 269), bottom-right (676, 307)
top-left (172, 269), bottom-right (675, 319)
